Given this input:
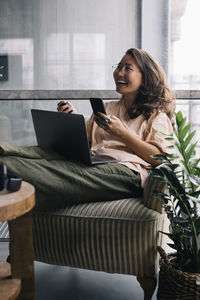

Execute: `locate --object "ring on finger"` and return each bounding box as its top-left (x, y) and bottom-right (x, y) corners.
top-left (105, 116), bottom-right (111, 123)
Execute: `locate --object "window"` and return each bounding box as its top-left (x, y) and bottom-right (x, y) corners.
top-left (170, 0), bottom-right (200, 89)
top-left (0, 0), bottom-right (139, 90)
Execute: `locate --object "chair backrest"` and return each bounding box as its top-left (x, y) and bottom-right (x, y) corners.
top-left (143, 172), bottom-right (167, 214)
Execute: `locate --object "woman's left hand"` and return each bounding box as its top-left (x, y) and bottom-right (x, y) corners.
top-left (94, 112), bottom-right (126, 139)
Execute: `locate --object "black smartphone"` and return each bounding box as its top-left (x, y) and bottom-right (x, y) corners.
top-left (90, 98), bottom-right (107, 115)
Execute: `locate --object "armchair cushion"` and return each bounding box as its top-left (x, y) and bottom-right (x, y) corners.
top-left (33, 194), bottom-right (166, 277)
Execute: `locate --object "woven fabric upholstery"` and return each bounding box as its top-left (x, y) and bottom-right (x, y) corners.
top-left (143, 173), bottom-right (167, 214)
top-left (33, 196), bottom-right (166, 277)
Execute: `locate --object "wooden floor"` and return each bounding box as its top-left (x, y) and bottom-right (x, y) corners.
top-left (0, 241), bottom-right (157, 300)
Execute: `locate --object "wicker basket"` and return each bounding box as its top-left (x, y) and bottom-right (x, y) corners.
top-left (157, 246), bottom-right (200, 300)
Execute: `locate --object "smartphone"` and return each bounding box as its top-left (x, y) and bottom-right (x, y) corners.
top-left (90, 98), bottom-right (107, 115)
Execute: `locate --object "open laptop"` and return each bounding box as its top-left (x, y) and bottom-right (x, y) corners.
top-left (31, 109), bottom-right (118, 165)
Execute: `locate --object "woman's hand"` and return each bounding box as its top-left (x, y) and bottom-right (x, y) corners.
top-left (95, 112), bottom-right (126, 139)
top-left (57, 101), bottom-right (77, 114)
top-left (95, 112), bottom-right (163, 166)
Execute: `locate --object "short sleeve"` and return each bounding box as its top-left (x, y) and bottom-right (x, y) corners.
top-left (145, 112), bottom-right (174, 154)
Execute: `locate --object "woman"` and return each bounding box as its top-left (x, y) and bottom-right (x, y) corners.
top-left (0, 48), bottom-right (174, 210)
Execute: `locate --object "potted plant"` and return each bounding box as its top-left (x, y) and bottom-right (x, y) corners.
top-left (150, 111), bottom-right (200, 299)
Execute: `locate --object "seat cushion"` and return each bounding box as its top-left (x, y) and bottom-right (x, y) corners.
top-left (33, 197), bottom-right (165, 277)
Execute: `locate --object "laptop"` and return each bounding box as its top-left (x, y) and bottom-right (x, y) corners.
top-left (31, 109), bottom-right (118, 165)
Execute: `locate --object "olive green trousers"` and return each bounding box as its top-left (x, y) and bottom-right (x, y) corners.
top-left (0, 142), bottom-right (142, 210)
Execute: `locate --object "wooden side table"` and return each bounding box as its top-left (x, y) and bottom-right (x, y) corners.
top-left (0, 181), bottom-right (35, 300)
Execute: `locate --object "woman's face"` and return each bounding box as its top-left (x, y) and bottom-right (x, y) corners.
top-left (113, 54), bottom-right (142, 98)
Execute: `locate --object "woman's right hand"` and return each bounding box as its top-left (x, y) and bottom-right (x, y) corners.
top-left (57, 101), bottom-right (77, 114)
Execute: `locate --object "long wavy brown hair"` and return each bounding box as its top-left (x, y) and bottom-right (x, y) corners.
top-left (125, 48), bottom-right (175, 123)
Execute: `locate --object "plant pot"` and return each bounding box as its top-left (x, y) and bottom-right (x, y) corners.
top-left (157, 246), bottom-right (200, 300)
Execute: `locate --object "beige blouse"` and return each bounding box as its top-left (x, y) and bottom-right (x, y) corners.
top-left (87, 99), bottom-right (174, 187)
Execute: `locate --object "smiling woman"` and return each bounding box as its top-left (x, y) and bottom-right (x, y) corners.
top-left (85, 47), bottom-right (175, 186)
top-left (112, 48), bottom-right (174, 121)
top-left (113, 54), bottom-right (142, 102)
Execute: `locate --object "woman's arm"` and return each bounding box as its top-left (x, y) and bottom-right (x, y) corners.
top-left (95, 113), bottom-right (163, 166)
top-left (117, 126), bottom-right (163, 166)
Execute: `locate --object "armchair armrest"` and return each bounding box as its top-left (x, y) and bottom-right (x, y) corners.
top-left (143, 165), bottom-right (167, 214)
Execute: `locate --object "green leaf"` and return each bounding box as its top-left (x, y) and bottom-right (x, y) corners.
top-left (159, 231), bottom-right (174, 240)
top-left (173, 217), bottom-right (189, 224)
top-left (195, 218), bottom-right (200, 232)
top-left (167, 145), bottom-right (175, 149)
top-left (185, 142), bottom-right (197, 162)
top-left (150, 111), bottom-right (200, 273)
top-left (187, 195), bottom-right (200, 204)
top-left (194, 160), bottom-right (200, 168)
top-left (167, 243), bottom-right (179, 250)
top-left (179, 123), bottom-right (191, 141)
top-left (176, 143), bottom-right (183, 156)
top-left (189, 175), bottom-right (200, 186)
top-left (151, 154), bottom-right (170, 162)
top-left (175, 111), bottom-right (183, 122)
top-left (182, 233), bottom-right (192, 239)
top-left (170, 164), bottom-right (180, 171)
top-left (178, 118), bottom-right (187, 133)
top-left (189, 190), bottom-right (200, 198)
top-left (175, 111), bottom-right (186, 131)
top-left (165, 137), bottom-right (175, 141)
top-left (167, 153), bottom-right (179, 159)
top-left (183, 130), bottom-right (196, 150)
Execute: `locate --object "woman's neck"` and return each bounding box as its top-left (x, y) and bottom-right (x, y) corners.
top-left (122, 94), bottom-right (136, 109)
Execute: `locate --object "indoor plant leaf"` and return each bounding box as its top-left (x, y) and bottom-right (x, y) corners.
top-left (183, 130), bottom-right (196, 150)
top-left (151, 111), bottom-right (200, 273)
top-left (179, 123), bottom-right (191, 141)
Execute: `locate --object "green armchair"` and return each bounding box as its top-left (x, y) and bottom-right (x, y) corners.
top-left (32, 173), bottom-right (168, 300)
